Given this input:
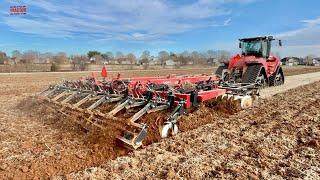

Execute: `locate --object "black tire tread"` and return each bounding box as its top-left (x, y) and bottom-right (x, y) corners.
top-left (242, 65), bottom-right (263, 83)
top-left (269, 68), bottom-right (278, 86)
top-left (269, 66), bottom-right (284, 86)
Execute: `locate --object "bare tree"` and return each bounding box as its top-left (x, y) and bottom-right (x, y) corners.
top-left (21, 50), bottom-right (39, 64)
top-left (141, 50), bottom-right (150, 61)
top-left (158, 51), bottom-right (169, 67)
top-left (72, 55), bottom-right (88, 71)
top-left (181, 51), bottom-right (193, 65)
top-left (72, 55), bottom-right (88, 64)
top-left (127, 53), bottom-right (137, 65)
top-left (205, 50), bottom-right (217, 65)
top-left (305, 55), bottom-right (315, 66)
top-left (216, 50), bottom-right (231, 63)
top-left (11, 50), bottom-right (22, 64)
top-left (181, 50), bottom-right (190, 58)
top-left (52, 52), bottom-right (68, 64)
top-left (40, 52), bottom-right (53, 63)
top-left (102, 51), bottom-right (114, 63)
top-left (191, 51), bottom-right (200, 65)
top-left (91, 54), bottom-right (104, 64)
top-left (206, 50), bottom-right (215, 59)
top-left (115, 51), bottom-right (124, 64)
top-left (170, 53), bottom-right (188, 66)
top-left (140, 50), bottom-right (150, 69)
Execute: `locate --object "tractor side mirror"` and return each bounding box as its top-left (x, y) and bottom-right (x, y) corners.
top-left (279, 40), bottom-right (282, 47)
top-left (239, 42), bottom-right (242, 48)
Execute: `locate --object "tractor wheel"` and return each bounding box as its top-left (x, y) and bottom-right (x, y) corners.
top-left (269, 67), bottom-right (284, 86)
top-left (160, 123), bottom-right (178, 138)
top-left (256, 72), bottom-right (268, 87)
top-left (215, 65), bottom-right (229, 81)
top-left (242, 65), bottom-right (268, 87)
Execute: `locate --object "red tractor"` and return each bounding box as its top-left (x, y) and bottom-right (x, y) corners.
top-left (215, 36), bottom-right (284, 87)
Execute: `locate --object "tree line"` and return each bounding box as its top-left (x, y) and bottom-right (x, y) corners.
top-left (1, 50), bottom-right (319, 68)
top-left (0, 50), bottom-right (232, 66)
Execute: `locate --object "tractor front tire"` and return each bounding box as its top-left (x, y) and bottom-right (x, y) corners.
top-left (215, 65), bottom-right (229, 81)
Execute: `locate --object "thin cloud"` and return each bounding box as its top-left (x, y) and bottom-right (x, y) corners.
top-left (223, 18), bottom-right (231, 26)
top-left (275, 17), bottom-right (320, 56)
top-left (302, 17), bottom-right (320, 27)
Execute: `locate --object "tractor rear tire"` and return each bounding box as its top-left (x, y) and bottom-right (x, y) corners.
top-left (242, 65), bottom-right (268, 87)
top-left (269, 67), bottom-right (284, 86)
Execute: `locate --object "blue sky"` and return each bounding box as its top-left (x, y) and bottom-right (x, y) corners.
top-left (0, 0), bottom-right (320, 57)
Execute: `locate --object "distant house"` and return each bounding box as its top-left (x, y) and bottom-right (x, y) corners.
top-left (107, 59), bottom-right (119, 64)
top-left (149, 60), bottom-right (160, 65)
top-left (90, 54), bottom-right (104, 64)
top-left (147, 57), bottom-right (159, 65)
top-left (3, 59), bottom-right (9, 65)
top-left (121, 59), bottom-right (132, 65)
top-left (281, 57), bottom-right (303, 66)
top-left (312, 58), bottom-right (320, 66)
top-left (4, 58), bottom-right (16, 65)
top-left (10, 57), bottom-right (17, 64)
top-left (89, 56), bottom-right (97, 64)
top-left (117, 58), bottom-right (133, 65)
top-left (187, 61), bottom-right (194, 65)
top-left (165, 59), bottom-right (176, 66)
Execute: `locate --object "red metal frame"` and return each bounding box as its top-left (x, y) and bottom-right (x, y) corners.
top-left (86, 69), bottom-right (227, 109)
top-left (228, 54), bottom-right (281, 78)
top-left (197, 89), bottom-right (226, 102)
top-left (157, 88), bottom-right (226, 109)
top-left (112, 75), bottom-right (220, 99)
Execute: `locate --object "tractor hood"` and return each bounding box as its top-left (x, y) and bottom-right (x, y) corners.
top-left (228, 54), bottom-right (266, 70)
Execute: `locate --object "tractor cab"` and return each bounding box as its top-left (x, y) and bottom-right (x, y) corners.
top-left (239, 36), bottom-right (281, 58)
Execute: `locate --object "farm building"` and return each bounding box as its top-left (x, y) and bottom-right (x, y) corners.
top-left (165, 59), bottom-right (177, 66)
top-left (148, 57), bottom-right (160, 65)
top-left (312, 58), bottom-right (320, 66)
top-left (281, 57), bottom-right (304, 66)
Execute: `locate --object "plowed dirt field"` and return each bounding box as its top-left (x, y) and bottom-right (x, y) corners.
top-left (68, 80), bottom-right (320, 179)
top-left (0, 66), bottom-right (319, 179)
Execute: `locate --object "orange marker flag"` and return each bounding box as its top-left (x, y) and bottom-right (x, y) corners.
top-left (101, 65), bottom-right (107, 78)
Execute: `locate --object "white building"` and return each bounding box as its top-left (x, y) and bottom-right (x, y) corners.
top-left (165, 59), bottom-right (176, 66)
